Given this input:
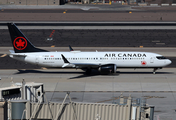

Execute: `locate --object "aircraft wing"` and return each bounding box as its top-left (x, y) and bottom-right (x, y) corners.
top-left (70, 63), bottom-right (99, 68)
top-left (61, 54), bottom-right (99, 68)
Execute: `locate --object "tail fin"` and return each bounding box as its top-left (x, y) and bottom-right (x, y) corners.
top-left (7, 23), bottom-right (48, 53)
top-left (69, 45), bottom-right (74, 51)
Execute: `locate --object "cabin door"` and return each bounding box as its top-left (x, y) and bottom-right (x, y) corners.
top-left (35, 56), bottom-right (39, 65)
top-left (150, 56), bottom-right (154, 63)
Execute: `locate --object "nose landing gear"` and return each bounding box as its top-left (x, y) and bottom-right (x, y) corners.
top-left (153, 67), bottom-right (162, 74)
top-left (153, 68), bottom-right (157, 74)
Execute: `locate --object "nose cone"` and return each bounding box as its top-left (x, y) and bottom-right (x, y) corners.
top-left (166, 59), bottom-right (172, 65)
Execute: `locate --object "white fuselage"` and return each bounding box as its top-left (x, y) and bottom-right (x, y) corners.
top-left (10, 51), bottom-right (171, 69)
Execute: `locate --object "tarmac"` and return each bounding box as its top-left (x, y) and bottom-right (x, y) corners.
top-left (0, 68), bottom-right (176, 119)
top-left (1, 29), bottom-right (176, 47)
top-left (0, 68), bottom-right (175, 92)
top-left (0, 5), bottom-right (176, 22)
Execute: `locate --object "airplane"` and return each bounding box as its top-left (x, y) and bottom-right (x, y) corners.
top-left (7, 23), bottom-right (172, 75)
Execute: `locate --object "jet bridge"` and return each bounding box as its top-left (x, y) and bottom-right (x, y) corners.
top-left (0, 79), bottom-right (44, 102)
top-left (5, 92), bottom-right (154, 120)
top-left (0, 79), bottom-right (154, 120)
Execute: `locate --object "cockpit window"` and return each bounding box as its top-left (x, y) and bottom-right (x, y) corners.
top-left (156, 56), bottom-right (167, 60)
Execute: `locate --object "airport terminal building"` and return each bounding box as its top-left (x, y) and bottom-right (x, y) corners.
top-left (0, 0), bottom-right (65, 5)
top-left (0, 0), bottom-right (175, 5)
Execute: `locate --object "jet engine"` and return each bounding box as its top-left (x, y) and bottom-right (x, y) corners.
top-left (98, 64), bottom-right (117, 74)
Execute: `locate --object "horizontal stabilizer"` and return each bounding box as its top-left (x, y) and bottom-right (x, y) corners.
top-left (10, 54), bottom-right (27, 57)
top-left (9, 50), bottom-right (15, 53)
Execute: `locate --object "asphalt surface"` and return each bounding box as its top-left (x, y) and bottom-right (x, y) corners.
top-left (1, 29), bottom-right (176, 47)
top-left (1, 7), bottom-right (176, 13)
top-left (1, 12), bottom-right (176, 22)
top-left (0, 9), bottom-right (134, 13)
top-left (1, 6), bottom-right (176, 22)
top-left (0, 54), bottom-right (40, 69)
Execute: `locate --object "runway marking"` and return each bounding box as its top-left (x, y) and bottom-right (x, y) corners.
top-left (152, 40), bottom-right (160, 42)
top-left (0, 54), bottom-right (7, 57)
top-left (49, 30), bottom-right (55, 38)
top-left (156, 43), bottom-right (165, 45)
top-left (63, 10), bottom-right (67, 14)
top-left (41, 67), bottom-right (47, 70)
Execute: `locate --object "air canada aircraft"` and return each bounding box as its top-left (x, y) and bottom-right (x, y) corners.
top-left (7, 23), bottom-right (171, 74)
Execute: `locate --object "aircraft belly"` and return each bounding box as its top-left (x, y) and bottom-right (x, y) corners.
top-left (39, 61), bottom-right (58, 67)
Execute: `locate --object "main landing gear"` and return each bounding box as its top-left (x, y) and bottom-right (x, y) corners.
top-left (86, 68), bottom-right (91, 75)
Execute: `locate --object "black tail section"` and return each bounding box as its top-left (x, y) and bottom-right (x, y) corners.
top-left (7, 23), bottom-right (48, 53)
top-left (69, 45), bottom-right (74, 51)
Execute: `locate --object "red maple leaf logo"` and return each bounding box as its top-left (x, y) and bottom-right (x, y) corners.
top-left (13, 37), bottom-right (27, 50)
top-left (141, 61), bottom-right (147, 65)
top-left (16, 39), bottom-right (25, 47)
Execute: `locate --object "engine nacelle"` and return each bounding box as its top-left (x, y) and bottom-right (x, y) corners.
top-left (98, 64), bottom-right (117, 74)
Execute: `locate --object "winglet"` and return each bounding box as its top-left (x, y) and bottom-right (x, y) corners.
top-left (61, 54), bottom-right (70, 68)
top-left (69, 45), bottom-right (74, 51)
top-left (61, 54), bottom-right (70, 63)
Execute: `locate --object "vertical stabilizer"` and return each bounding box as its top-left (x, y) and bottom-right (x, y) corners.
top-left (7, 23), bottom-right (47, 53)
